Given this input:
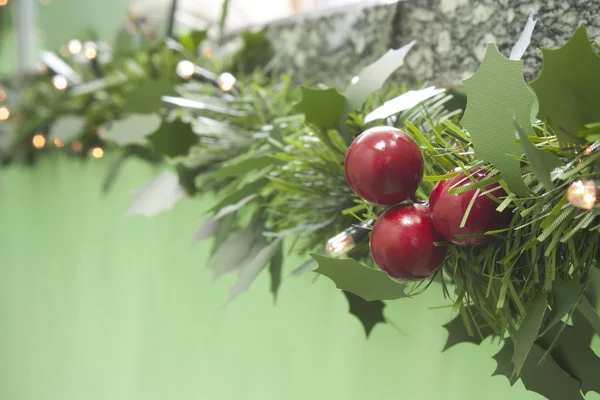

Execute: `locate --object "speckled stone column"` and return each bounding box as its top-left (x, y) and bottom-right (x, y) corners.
top-left (262, 0), bottom-right (600, 87)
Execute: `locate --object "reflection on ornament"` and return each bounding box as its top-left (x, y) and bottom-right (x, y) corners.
top-left (218, 73), bottom-right (236, 92)
top-left (52, 75), bottom-right (69, 91)
top-left (32, 134), bottom-right (46, 149)
top-left (68, 39), bottom-right (82, 55)
top-left (53, 138), bottom-right (64, 148)
top-left (72, 141), bottom-right (82, 152)
top-left (176, 60), bottom-right (195, 79)
top-left (325, 219), bottom-right (374, 257)
top-left (567, 180), bottom-right (598, 210)
top-left (0, 89), bottom-right (6, 102)
top-left (83, 42), bottom-right (98, 60)
top-left (0, 106), bottom-right (9, 121)
top-left (91, 147), bottom-right (104, 158)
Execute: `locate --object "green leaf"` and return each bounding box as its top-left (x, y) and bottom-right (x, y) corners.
top-left (126, 170), bottom-right (186, 217)
top-left (209, 178), bottom-right (269, 214)
top-left (310, 254), bottom-right (407, 301)
top-left (343, 291), bottom-right (386, 337)
top-left (461, 44), bottom-right (534, 197)
top-left (542, 277), bottom-right (585, 335)
top-left (102, 151), bottom-right (129, 195)
top-left (269, 241), bottom-right (284, 301)
top-left (123, 79), bottom-right (177, 114)
top-left (210, 222), bottom-right (264, 281)
top-left (345, 41), bottom-right (415, 110)
top-left (442, 306), bottom-right (496, 351)
top-left (514, 121), bottom-right (563, 191)
top-left (493, 339), bottom-right (584, 399)
top-left (296, 87), bottom-right (346, 130)
top-left (538, 319), bottom-right (600, 395)
top-left (576, 296), bottom-right (600, 335)
top-left (530, 25), bottom-right (600, 145)
top-left (104, 114), bottom-right (162, 146)
top-left (511, 292), bottom-right (548, 378)
top-left (147, 118), bottom-right (199, 158)
top-left (226, 237), bottom-right (284, 303)
top-left (47, 115), bottom-right (86, 143)
top-left (207, 156), bottom-right (278, 180)
top-left (194, 195), bottom-right (257, 243)
top-left (178, 30), bottom-right (207, 55)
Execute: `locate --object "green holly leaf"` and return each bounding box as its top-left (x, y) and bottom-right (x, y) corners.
top-left (147, 118), bottom-right (199, 158)
top-left (542, 277), bottom-right (585, 335)
top-left (123, 79), bottom-right (177, 114)
top-left (511, 292), bottom-right (548, 378)
top-left (207, 156), bottom-right (278, 180)
top-left (442, 306), bottom-right (495, 351)
top-left (310, 254), bottom-right (407, 301)
top-left (538, 318), bottom-right (600, 395)
top-left (226, 237), bottom-right (284, 304)
top-left (104, 114), bottom-right (162, 146)
top-left (48, 115), bottom-right (87, 143)
top-left (530, 25), bottom-right (600, 145)
top-left (345, 41), bottom-right (415, 110)
top-left (194, 195), bottom-right (257, 243)
top-left (210, 222), bottom-right (265, 281)
top-left (269, 241), bottom-right (284, 301)
top-left (461, 44), bottom-right (534, 197)
top-left (126, 170), bottom-right (186, 217)
top-left (514, 121), bottom-right (563, 191)
top-left (296, 87), bottom-right (346, 130)
top-left (493, 339), bottom-right (584, 399)
top-left (343, 291), bottom-right (386, 337)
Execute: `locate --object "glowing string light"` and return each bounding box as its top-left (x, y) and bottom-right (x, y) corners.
top-left (567, 180), bottom-right (598, 210)
top-left (326, 219), bottom-right (374, 257)
top-left (32, 134), bottom-right (46, 149)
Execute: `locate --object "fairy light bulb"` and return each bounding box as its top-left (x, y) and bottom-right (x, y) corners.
top-left (52, 75), bottom-right (69, 91)
top-left (567, 180), bottom-right (598, 210)
top-left (0, 106), bottom-right (9, 121)
top-left (67, 39), bottom-right (82, 55)
top-left (71, 141), bottom-right (82, 152)
top-left (176, 60), bottom-right (195, 79)
top-left (218, 72), bottom-right (236, 92)
top-left (32, 134), bottom-right (46, 149)
top-left (0, 89), bottom-right (6, 102)
top-left (83, 42), bottom-right (98, 60)
top-left (53, 138), bottom-right (64, 148)
top-left (351, 76), bottom-right (360, 85)
top-left (325, 219), bottom-right (374, 257)
top-left (91, 147), bottom-right (104, 158)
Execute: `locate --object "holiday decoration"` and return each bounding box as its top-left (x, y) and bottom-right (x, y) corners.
top-left (429, 169), bottom-right (511, 246)
top-left (370, 203), bottom-right (447, 280)
top-left (344, 126), bottom-right (423, 205)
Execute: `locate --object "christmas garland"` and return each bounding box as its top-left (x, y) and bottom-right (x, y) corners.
top-left (1, 14), bottom-right (600, 400)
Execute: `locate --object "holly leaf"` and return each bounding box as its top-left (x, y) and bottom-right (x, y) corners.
top-left (104, 114), bottom-right (161, 146)
top-left (296, 87), bottom-right (346, 130)
top-left (269, 241), bottom-right (284, 301)
top-left (364, 86), bottom-right (445, 123)
top-left (493, 339), bottom-right (584, 399)
top-left (514, 121), bottom-right (562, 191)
top-left (310, 254), bottom-right (407, 301)
top-left (210, 222), bottom-right (265, 281)
top-left (48, 115), bottom-right (86, 143)
top-left (345, 41), bottom-right (415, 110)
top-left (123, 79), bottom-right (177, 114)
top-left (226, 237), bottom-right (284, 304)
top-left (207, 156), bottom-right (278, 180)
top-left (126, 170), bottom-right (186, 217)
top-left (343, 291), bottom-right (386, 337)
top-left (538, 318), bottom-right (600, 395)
top-left (511, 292), bottom-right (548, 378)
top-left (461, 44), bottom-right (534, 197)
top-left (542, 277), bottom-right (585, 335)
top-left (290, 259), bottom-right (317, 277)
top-left (147, 118), bottom-right (199, 158)
top-left (530, 25), bottom-right (600, 145)
top-left (193, 195), bottom-right (257, 243)
top-left (442, 306), bottom-right (495, 351)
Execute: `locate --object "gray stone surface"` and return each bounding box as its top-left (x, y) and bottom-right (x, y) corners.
top-left (261, 0), bottom-right (600, 87)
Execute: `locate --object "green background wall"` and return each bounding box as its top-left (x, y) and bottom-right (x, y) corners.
top-left (0, 156), bottom-right (558, 400)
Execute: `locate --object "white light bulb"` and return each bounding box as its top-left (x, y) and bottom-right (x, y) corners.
top-left (218, 72), bottom-right (236, 92)
top-left (176, 60), bottom-right (195, 79)
top-left (52, 75), bottom-right (68, 91)
top-left (568, 180), bottom-right (598, 210)
top-left (67, 39), bottom-right (82, 55)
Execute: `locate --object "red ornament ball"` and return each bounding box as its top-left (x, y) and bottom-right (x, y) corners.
top-left (344, 126), bottom-right (423, 206)
top-left (370, 203), bottom-right (447, 281)
top-left (429, 169), bottom-right (511, 246)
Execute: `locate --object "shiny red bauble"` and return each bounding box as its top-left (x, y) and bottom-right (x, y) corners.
top-left (344, 126), bottom-right (423, 206)
top-left (429, 169), bottom-right (511, 246)
top-left (370, 203), bottom-right (447, 281)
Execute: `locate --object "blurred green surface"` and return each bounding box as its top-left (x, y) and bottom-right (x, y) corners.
top-left (0, 155), bottom-right (574, 400)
